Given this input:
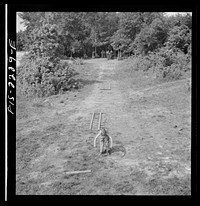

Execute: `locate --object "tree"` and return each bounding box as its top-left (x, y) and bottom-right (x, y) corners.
top-left (110, 12), bottom-right (166, 55)
top-left (59, 12), bottom-right (87, 56)
top-left (17, 13), bottom-right (77, 97)
top-left (181, 13), bottom-right (192, 29)
top-left (110, 12), bottom-right (139, 56)
top-left (82, 12), bottom-right (119, 57)
top-left (165, 13), bottom-right (192, 30)
top-left (19, 12), bottom-right (120, 58)
top-left (18, 12), bottom-right (46, 50)
top-left (111, 30), bottom-right (131, 57)
top-left (82, 12), bottom-right (104, 56)
top-left (70, 40), bottom-right (83, 57)
top-left (165, 24), bottom-right (191, 54)
top-left (133, 17), bottom-right (168, 55)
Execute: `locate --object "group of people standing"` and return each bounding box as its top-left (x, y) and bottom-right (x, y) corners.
top-left (92, 49), bottom-right (114, 59)
top-left (86, 48), bottom-right (134, 60)
top-left (103, 50), bottom-right (114, 59)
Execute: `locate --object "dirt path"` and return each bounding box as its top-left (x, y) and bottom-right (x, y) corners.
top-left (65, 59), bottom-right (148, 194)
top-left (16, 58), bottom-right (191, 195)
top-left (65, 58), bottom-right (190, 195)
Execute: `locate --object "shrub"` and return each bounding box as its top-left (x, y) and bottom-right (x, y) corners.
top-left (135, 53), bottom-right (158, 72)
top-left (16, 15), bottom-right (80, 97)
top-left (133, 46), bottom-right (191, 80)
top-left (73, 58), bottom-right (84, 65)
top-left (155, 64), bottom-right (183, 80)
top-left (17, 55), bottom-right (78, 97)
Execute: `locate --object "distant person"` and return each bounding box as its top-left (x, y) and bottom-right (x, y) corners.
top-left (101, 50), bottom-right (106, 58)
top-left (92, 51), bottom-right (95, 58)
top-left (103, 50), bottom-right (106, 58)
top-left (106, 50), bottom-right (110, 59)
top-left (84, 53), bottom-right (88, 59)
top-left (101, 50), bottom-right (103, 58)
top-left (108, 50), bottom-right (113, 59)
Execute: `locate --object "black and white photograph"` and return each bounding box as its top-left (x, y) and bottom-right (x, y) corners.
top-left (14, 9), bottom-right (193, 196)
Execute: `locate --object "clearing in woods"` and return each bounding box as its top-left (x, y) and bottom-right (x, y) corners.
top-left (16, 57), bottom-right (191, 195)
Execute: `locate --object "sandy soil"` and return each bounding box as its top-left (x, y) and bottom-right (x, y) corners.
top-left (16, 57), bottom-right (191, 195)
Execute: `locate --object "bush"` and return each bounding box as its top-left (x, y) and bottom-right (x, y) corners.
top-left (135, 54), bottom-right (154, 72)
top-left (16, 15), bottom-right (80, 97)
top-left (155, 64), bottom-right (183, 80)
top-left (73, 58), bottom-right (84, 65)
top-left (134, 46), bottom-right (191, 80)
top-left (17, 55), bottom-right (79, 97)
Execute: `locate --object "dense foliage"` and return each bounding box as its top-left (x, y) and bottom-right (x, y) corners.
top-left (135, 46), bottom-right (190, 80)
top-left (133, 13), bottom-right (191, 80)
top-left (17, 12), bottom-right (192, 97)
top-left (17, 12), bottom-right (192, 58)
top-left (18, 12), bottom-right (119, 57)
top-left (17, 14), bottom-right (80, 97)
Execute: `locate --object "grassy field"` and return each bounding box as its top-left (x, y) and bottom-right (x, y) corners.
top-left (16, 54), bottom-right (191, 195)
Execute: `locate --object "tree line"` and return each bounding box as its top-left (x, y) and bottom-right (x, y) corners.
top-left (16, 12), bottom-right (192, 97)
top-left (17, 12), bottom-right (191, 58)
